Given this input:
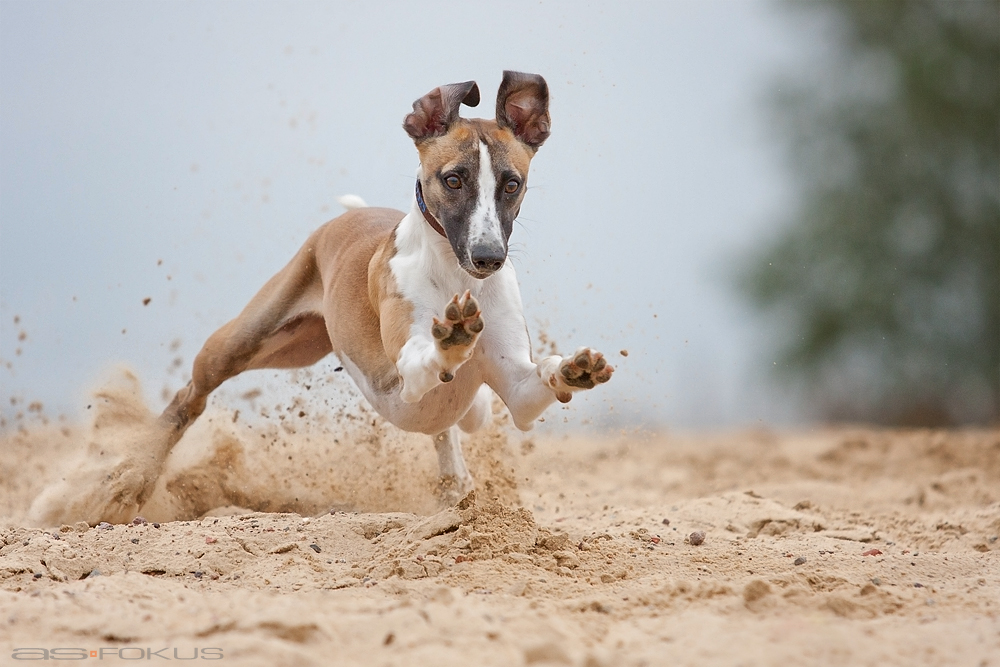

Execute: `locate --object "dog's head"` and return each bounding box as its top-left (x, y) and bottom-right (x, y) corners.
top-left (404, 71), bottom-right (550, 279)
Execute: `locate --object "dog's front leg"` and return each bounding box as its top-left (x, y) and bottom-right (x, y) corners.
top-left (488, 347), bottom-right (614, 430)
top-left (479, 274), bottom-right (613, 430)
top-left (394, 290), bottom-right (484, 403)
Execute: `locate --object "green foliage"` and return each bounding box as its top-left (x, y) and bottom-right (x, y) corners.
top-left (742, 0), bottom-right (999, 425)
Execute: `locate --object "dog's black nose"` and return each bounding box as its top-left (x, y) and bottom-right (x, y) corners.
top-left (471, 246), bottom-right (506, 274)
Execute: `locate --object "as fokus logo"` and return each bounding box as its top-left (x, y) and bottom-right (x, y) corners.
top-left (11, 647), bottom-right (224, 660)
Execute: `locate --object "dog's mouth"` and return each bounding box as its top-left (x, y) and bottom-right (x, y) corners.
top-left (455, 244), bottom-right (507, 280)
top-left (459, 261), bottom-right (503, 280)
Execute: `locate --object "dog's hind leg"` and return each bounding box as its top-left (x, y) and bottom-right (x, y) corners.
top-left (433, 426), bottom-right (474, 505)
top-left (160, 236), bottom-right (332, 439)
top-left (457, 385), bottom-right (492, 433)
top-left (26, 236), bottom-right (335, 527)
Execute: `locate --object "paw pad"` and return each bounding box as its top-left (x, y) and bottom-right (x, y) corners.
top-left (432, 291), bottom-right (483, 351)
top-left (559, 349), bottom-right (613, 389)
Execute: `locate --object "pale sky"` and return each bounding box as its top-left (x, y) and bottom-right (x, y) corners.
top-left (0, 0), bottom-right (824, 429)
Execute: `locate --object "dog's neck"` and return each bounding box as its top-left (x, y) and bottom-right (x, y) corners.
top-left (394, 192), bottom-right (491, 297)
top-left (401, 194), bottom-right (461, 261)
top-left (414, 180), bottom-right (447, 239)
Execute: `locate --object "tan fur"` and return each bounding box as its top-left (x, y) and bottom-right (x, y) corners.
top-left (316, 208), bottom-right (407, 394)
top-left (367, 230), bottom-right (412, 365)
top-left (162, 207), bottom-right (405, 434)
top-left (417, 119), bottom-right (534, 217)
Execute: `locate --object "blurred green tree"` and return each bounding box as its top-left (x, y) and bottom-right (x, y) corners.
top-left (741, 0), bottom-right (999, 425)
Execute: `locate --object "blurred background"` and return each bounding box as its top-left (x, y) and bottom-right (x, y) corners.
top-left (1, 0), bottom-right (997, 431)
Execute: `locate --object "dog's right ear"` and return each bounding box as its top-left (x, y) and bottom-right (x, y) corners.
top-left (403, 81), bottom-right (480, 141)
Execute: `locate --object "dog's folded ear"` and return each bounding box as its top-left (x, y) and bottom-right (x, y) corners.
top-left (496, 71), bottom-right (551, 150)
top-left (403, 81), bottom-right (480, 141)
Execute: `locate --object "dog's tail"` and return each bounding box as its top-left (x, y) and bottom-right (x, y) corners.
top-left (338, 194), bottom-right (368, 210)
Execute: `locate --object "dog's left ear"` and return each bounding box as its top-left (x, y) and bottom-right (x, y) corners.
top-left (496, 71), bottom-right (551, 150)
top-left (404, 81), bottom-right (480, 141)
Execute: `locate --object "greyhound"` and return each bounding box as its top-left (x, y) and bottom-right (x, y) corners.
top-left (159, 71), bottom-right (613, 500)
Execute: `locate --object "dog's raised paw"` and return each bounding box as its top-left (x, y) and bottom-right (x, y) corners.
top-left (432, 290), bottom-right (483, 352)
top-left (559, 348), bottom-right (614, 389)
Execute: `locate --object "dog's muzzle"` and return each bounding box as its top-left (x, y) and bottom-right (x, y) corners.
top-left (468, 244), bottom-right (506, 277)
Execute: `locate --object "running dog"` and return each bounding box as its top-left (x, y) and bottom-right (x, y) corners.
top-left (160, 71), bottom-right (613, 499)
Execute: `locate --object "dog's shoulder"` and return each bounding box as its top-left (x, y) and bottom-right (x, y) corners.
top-left (328, 206), bottom-right (405, 232)
top-left (312, 207), bottom-right (403, 251)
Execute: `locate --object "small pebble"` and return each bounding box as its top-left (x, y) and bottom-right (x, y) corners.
top-left (662, 518), bottom-right (670, 526)
top-left (152, 523), bottom-right (160, 529)
top-left (130, 538), bottom-right (139, 544)
top-left (309, 544), bottom-right (321, 553)
top-left (620, 349), bottom-right (629, 357)
top-left (131, 516), bottom-right (148, 526)
top-left (794, 556), bottom-right (807, 566)
top-left (205, 536), bottom-right (217, 544)
top-left (193, 571), bottom-right (204, 579)
top-left (914, 582), bottom-right (924, 588)
top-left (97, 522), bottom-right (113, 530)
top-left (688, 531), bottom-right (706, 546)
top-left (32, 573), bottom-right (43, 579)
top-left (872, 577), bottom-right (882, 586)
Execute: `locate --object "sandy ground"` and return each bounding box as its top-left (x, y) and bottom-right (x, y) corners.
top-left (1, 373), bottom-right (998, 666)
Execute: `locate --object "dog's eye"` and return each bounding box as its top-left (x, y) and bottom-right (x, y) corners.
top-left (504, 179), bottom-right (520, 194)
top-left (444, 175), bottom-right (462, 189)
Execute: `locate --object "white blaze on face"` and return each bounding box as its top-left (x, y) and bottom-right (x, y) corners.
top-left (467, 141), bottom-right (504, 252)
